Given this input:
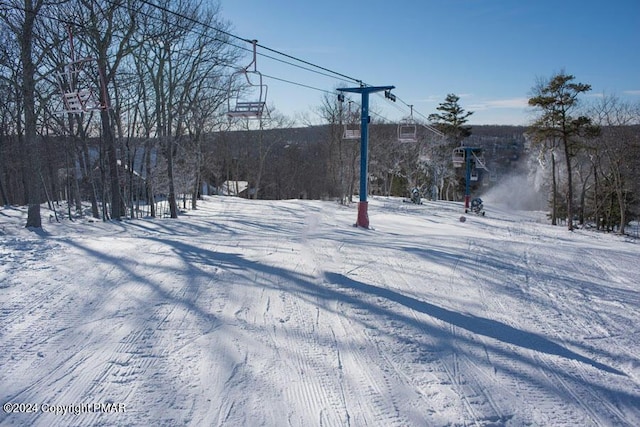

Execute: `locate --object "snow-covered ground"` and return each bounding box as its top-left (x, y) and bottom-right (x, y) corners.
top-left (1, 196), bottom-right (639, 426)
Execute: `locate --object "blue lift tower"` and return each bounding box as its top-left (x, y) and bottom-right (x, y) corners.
top-left (338, 85), bottom-right (395, 228)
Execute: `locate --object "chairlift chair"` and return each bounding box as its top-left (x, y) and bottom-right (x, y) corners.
top-left (398, 119), bottom-right (417, 143)
top-left (470, 167), bottom-right (479, 181)
top-left (397, 105), bottom-right (417, 143)
top-left (227, 40), bottom-right (268, 119)
top-left (227, 71), bottom-right (268, 118)
top-left (343, 125), bottom-right (361, 140)
top-left (452, 147), bottom-right (465, 167)
top-left (55, 27), bottom-right (108, 115)
top-left (342, 100), bottom-right (360, 140)
top-left (56, 58), bottom-right (107, 114)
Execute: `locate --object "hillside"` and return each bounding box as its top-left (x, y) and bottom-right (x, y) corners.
top-left (1, 196), bottom-right (639, 426)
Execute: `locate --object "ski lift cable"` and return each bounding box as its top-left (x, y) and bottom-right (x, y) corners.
top-left (21, 10), bottom-right (369, 124)
top-left (256, 43), bottom-right (362, 86)
top-left (344, 92), bottom-right (424, 129)
top-left (334, 97), bottom-right (399, 128)
top-left (43, 1), bottom-right (382, 112)
top-left (405, 103), bottom-right (446, 138)
top-left (32, 0), bottom-right (432, 127)
top-left (256, 52), bottom-right (355, 86)
top-left (262, 74), bottom-right (336, 96)
top-left (373, 91), bottom-right (446, 138)
top-left (374, 91), bottom-right (424, 121)
top-left (134, 0), bottom-right (364, 86)
top-left (392, 94), bottom-right (430, 123)
top-left (22, 6), bottom-right (241, 70)
top-left (34, 5), bottom-right (353, 103)
top-left (367, 90), bottom-right (420, 122)
top-left (48, 0), bottom-right (359, 89)
top-left (116, 0), bottom-right (373, 109)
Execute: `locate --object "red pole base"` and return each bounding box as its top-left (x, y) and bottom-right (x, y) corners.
top-left (464, 195), bottom-right (470, 209)
top-left (356, 201), bottom-right (369, 228)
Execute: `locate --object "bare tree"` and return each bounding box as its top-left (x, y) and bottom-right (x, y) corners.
top-left (0, 23), bottom-right (23, 207)
top-left (60, 0), bottom-right (138, 220)
top-left (135, 0), bottom-right (238, 217)
top-left (314, 92), bottom-right (357, 203)
top-left (1, 0), bottom-right (48, 227)
top-left (587, 95), bottom-right (640, 234)
top-left (316, 93), bottom-right (341, 198)
top-left (234, 109), bottom-right (296, 200)
top-left (185, 91), bottom-right (226, 209)
top-left (527, 131), bottom-right (561, 225)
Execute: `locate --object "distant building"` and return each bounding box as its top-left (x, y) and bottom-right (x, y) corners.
top-left (220, 180), bottom-right (249, 197)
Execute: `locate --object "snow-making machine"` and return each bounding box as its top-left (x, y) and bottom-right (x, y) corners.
top-left (467, 197), bottom-right (485, 216)
top-left (403, 187), bottom-right (423, 205)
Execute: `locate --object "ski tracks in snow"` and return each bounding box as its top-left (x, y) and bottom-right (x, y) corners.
top-left (1, 232), bottom-right (224, 426)
top-left (465, 217), bottom-right (640, 426)
top-left (284, 205), bottom-right (416, 426)
top-left (2, 198), bottom-right (639, 426)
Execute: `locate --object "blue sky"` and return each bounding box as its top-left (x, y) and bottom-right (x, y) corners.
top-left (219, 0), bottom-right (639, 125)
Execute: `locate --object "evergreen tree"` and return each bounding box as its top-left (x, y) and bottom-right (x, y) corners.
top-left (428, 93), bottom-right (473, 146)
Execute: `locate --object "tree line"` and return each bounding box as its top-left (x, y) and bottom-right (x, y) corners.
top-left (528, 73), bottom-right (640, 234)
top-left (1, 0), bottom-right (242, 226)
top-left (1, 1), bottom-right (638, 235)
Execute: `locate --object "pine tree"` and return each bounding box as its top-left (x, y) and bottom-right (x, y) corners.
top-left (428, 94), bottom-right (473, 146)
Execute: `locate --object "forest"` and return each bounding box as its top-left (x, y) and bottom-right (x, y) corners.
top-left (1, 0), bottom-right (639, 234)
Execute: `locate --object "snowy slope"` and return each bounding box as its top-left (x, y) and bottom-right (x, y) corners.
top-left (1, 196), bottom-right (639, 426)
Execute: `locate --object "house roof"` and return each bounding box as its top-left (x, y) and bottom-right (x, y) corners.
top-left (221, 181), bottom-right (249, 196)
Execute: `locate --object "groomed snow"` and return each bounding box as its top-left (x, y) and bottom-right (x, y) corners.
top-left (1, 196), bottom-right (639, 426)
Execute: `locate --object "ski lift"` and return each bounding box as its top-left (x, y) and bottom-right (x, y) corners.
top-left (344, 125), bottom-right (360, 140)
top-left (452, 147), bottom-right (465, 167)
top-left (227, 40), bottom-right (268, 119)
top-left (470, 166), bottom-right (479, 181)
top-left (55, 27), bottom-right (108, 114)
top-left (342, 100), bottom-right (360, 140)
top-left (397, 105), bottom-right (417, 143)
